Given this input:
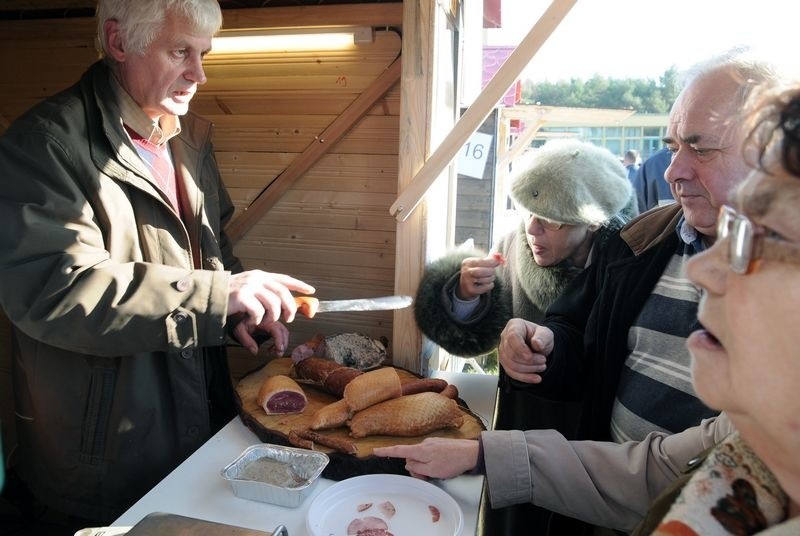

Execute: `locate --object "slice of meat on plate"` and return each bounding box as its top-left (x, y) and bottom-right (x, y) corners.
top-left (378, 501), bottom-right (395, 518)
top-left (346, 516), bottom-right (394, 536)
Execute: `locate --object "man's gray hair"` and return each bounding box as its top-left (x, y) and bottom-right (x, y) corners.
top-left (95, 0), bottom-right (222, 60)
top-left (680, 46), bottom-right (780, 109)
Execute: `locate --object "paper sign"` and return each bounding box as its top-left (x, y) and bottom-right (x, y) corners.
top-left (458, 132), bottom-right (493, 179)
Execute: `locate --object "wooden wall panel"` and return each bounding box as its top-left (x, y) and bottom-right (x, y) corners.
top-left (0, 4), bottom-right (404, 400)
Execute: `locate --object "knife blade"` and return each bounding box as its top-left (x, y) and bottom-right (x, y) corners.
top-left (295, 295), bottom-right (412, 318)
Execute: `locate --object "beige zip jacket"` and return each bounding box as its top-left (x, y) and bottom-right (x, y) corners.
top-left (482, 413), bottom-right (734, 532)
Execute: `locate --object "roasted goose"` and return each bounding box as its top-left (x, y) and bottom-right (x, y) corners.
top-left (348, 392), bottom-right (464, 438)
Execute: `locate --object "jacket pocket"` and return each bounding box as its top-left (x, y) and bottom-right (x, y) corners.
top-left (79, 365), bottom-right (117, 465)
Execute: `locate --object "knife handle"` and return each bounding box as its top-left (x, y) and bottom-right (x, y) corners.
top-left (294, 296), bottom-right (320, 318)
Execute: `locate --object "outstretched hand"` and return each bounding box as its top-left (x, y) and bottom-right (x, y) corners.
top-left (373, 437), bottom-right (481, 480)
top-left (498, 318), bottom-right (553, 383)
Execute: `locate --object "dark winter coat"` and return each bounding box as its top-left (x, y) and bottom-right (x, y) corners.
top-left (0, 62), bottom-right (239, 521)
top-left (528, 203), bottom-right (687, 441)
top-left (415, 217), bottom-right (628, 535)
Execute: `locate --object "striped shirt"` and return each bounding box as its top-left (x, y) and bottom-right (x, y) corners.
top-left (609, 233), bottom-right (717, 442)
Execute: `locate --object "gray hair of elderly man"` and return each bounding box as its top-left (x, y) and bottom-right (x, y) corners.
top-left (680, 46), bottom-right (781, 110)
top-left (95, 0), bottom-right (223, 60)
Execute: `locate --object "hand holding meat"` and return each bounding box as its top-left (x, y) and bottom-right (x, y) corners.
top-left (498, 318), bottom-right (551, 383)
top-left (373, 437), bottom-right (480, 479)
top-left (456, 254), bottom-right (505, 300)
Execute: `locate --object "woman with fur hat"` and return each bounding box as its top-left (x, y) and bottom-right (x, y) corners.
top-left (413, 138), bottom-right (634, 534)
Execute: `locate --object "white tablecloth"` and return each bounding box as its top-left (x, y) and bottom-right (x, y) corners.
top-left (111, 371), bottom-right (498, 535)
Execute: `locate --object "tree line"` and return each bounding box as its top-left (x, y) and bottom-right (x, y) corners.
top-left (521, 67), bottom-right (681, 113)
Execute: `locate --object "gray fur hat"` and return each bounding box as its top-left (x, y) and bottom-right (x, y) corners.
top-left (510, 139), bottom-right (632, 226)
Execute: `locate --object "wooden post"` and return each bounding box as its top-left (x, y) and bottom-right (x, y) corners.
top-left (390, 0), bottom-right (438, 372)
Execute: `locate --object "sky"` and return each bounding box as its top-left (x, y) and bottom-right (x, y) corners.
top-left (487, 0), bottom-right (800, 83)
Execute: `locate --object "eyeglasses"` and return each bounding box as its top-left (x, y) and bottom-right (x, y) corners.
top-left (523, 212), bottom-right (565, 231)
top-left (716, 205), bottom-right (800, 274)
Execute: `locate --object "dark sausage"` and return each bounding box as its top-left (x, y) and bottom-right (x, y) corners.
top-left (400, 378), bottom-right (448, 396)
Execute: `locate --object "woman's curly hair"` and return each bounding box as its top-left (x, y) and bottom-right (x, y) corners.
top-left (744, 83), bottom-right (800, 178)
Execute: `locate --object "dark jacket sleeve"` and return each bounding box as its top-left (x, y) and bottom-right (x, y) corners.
top-left (514, 233), bottom-right (628, 400)
top-left (414, 250), bottom-right (512, 356)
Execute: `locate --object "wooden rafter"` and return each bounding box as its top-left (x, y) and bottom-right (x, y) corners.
top-left (389, 0), bottom-right (579, 222)
top-left (225, 56), bottom-right (402, 243)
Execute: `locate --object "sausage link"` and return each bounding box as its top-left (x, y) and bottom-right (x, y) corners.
top-left (440, 384), bottom-right (459, 399)
top-left (400, 378), bottom-right (449, 396)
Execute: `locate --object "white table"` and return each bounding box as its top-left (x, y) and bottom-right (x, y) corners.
top-left (112, 371), bottom-right (498, 535)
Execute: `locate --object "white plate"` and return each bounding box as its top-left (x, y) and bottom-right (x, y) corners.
top-left (306, 474), bottom-right (464, 536)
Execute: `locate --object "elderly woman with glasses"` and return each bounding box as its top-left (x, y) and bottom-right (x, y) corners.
top-left (413, 139), bottom-right (635, 533)
top-left (415, 139), bottom-right (634, 435)
top-left (414, 138), bottom-right (634, 408)
top-left (375, 82), bottom-right (800, 534)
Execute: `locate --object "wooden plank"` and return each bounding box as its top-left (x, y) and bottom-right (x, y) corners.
top-left (209, 114), bottom-right (399, 154)
top-left (237, 258), bottom-right (395, 289)
top-left (233, 242), bottom-right (395, 270)
top-left (0, 18), bottom-right (95, 45)
top-left (495, 119), bottom-right (543, 172)
top-left (192, 89), bottom-right (401, 117)
top-left (230, 206), bottom-right (397, 234)
top-left (228, 188), bottom-right (396, 212)
top-left (0, 0), bottom-right (94, 10)
top-left (220, 4), bottom-right (404, 30)
top-left (241, 223), bottom-right (395, 249)
top-left (390, 0), bottom-right (579, 222)
top-left (217, 152), bottom-right (398, 190)
top-left (225, 57), bottom-right (402, 243)
top-left (203, 73), bottom-right (390, 93)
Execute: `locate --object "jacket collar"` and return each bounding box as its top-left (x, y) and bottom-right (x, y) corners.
top-left (620, 203), bottom-right (683, 255)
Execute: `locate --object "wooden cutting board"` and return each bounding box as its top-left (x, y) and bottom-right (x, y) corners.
top-left (234, 358), bottom-right (486, 481)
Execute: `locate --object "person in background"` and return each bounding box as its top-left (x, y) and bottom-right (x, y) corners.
top-left (633, 146), bottom-right (675, 212)
top-left (0, 0), bottom-right (314, 528)
top-left (375, 78), bottom-right (800, 535)
top-left (414, 138), bottom-right (634, 535)
top-left (623, 148), bottom-right (641, 181)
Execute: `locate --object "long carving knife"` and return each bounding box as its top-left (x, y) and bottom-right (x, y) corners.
top-left (294, 295), bottom-right (413, 318)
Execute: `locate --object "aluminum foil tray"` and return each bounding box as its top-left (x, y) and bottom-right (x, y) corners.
top-left (221, 443), bottom-right (329, 508)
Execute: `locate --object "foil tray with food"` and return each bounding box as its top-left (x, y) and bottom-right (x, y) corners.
top-left (221, 443), bottom-right (329, 508)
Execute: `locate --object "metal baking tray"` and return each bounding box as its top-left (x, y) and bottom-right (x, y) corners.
top-left (221, 444), bottom-right (329, 508)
